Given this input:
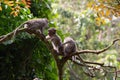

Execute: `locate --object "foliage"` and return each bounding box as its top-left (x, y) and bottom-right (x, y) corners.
top-left (0, 0), bottom-right (31, 17)
top-left (0, 35), bottom-right (36, 80)
top-left (0, 0), bottom-right (33, 35)
top-left (87, 0), bottom-right (120, 25)
top-left (0, 0), bottom-right (58, 80)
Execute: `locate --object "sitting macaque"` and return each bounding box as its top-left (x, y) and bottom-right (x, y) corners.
top-left (46, 28), bottom-right (76, 56)
top-left (46, 28), bottom-right (63, 54)
top-left (62, 37), bottom-right (76, 56)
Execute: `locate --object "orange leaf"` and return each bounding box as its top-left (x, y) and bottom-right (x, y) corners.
top-left (15, 1), bottom-right (21, 4)
top-left (94, 6), bottom-right (99, 11)
top-left (99, 11), bottom-right (104, 16)
top-left (106, 10), bottom-right (110, 17)
top-left (96, 21), bottom-right (101, 26)
top-left (107, 17), bottom-right (112, 20)
top-left (4, 1), bottom-right (14, 7)
top-left (101, 19), bottom-right (106, 24)
top-left (0, 6), bottom-right (2, 11)
top-left (87, 2), bottom-right (93, 8)
top-left (95, 17), bottom-right (101, 21)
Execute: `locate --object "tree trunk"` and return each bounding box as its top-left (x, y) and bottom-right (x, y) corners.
top-left (58, 63), bottom-right (63, 80)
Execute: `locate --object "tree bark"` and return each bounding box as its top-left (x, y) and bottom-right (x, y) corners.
top-left (57, 62), bottom-right (64, 80)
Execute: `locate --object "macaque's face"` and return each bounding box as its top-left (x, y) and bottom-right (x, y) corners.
top-left (48, 28), bottom-right (56, 36)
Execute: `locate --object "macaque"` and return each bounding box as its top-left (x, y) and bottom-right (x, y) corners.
top-left (46, 28), bottom-right (76, 56)
top-left (62, 37), bottom-right (76, 56)
top-left (46, 28), bottom-right (63, 54)
top-left (23, 18), bottom-right (48, 33)
top-left (13, 18), bottom-right (49, 38)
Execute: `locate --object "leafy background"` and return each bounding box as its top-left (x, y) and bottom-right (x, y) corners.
top-left (0, 0), bottom-right (120, 80)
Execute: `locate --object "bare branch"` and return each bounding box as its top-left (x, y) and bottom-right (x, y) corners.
top-left (76, 56), bottom-right (104, 66)
top-left (67, 62), bottom-right (81, 79)
top-left (70, 39), bottom-right (120, 57)
top-left (76, 55), bottom-right (95, 76)
top-left (72, 60), bottom-right (92, 68)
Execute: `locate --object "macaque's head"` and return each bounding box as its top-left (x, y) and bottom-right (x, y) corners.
top-left (42, 18), bottom-right (49, 28)
top-left (48, 28), bottom-right (56, 36)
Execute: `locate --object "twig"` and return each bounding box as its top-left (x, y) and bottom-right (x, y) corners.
top-left (76, 57), bottom-right (104, 66)
top-left (67, 62), bottom-right (81, 79)
top-left (76, 55), bottom-right (95, 77)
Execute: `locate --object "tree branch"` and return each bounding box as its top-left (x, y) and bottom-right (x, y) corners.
top-left (0, 28), bottom-right (27, 43)
top-left (76, 56), bottom-right (104, 66)
top-left (70, 39), bottom-right (120, 57)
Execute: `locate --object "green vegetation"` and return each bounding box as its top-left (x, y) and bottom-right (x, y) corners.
top-left (0, 0), bottom-right (120, 80)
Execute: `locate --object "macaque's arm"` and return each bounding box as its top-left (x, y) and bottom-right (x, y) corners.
top-left (46, 35), bottom-right (51, 40)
